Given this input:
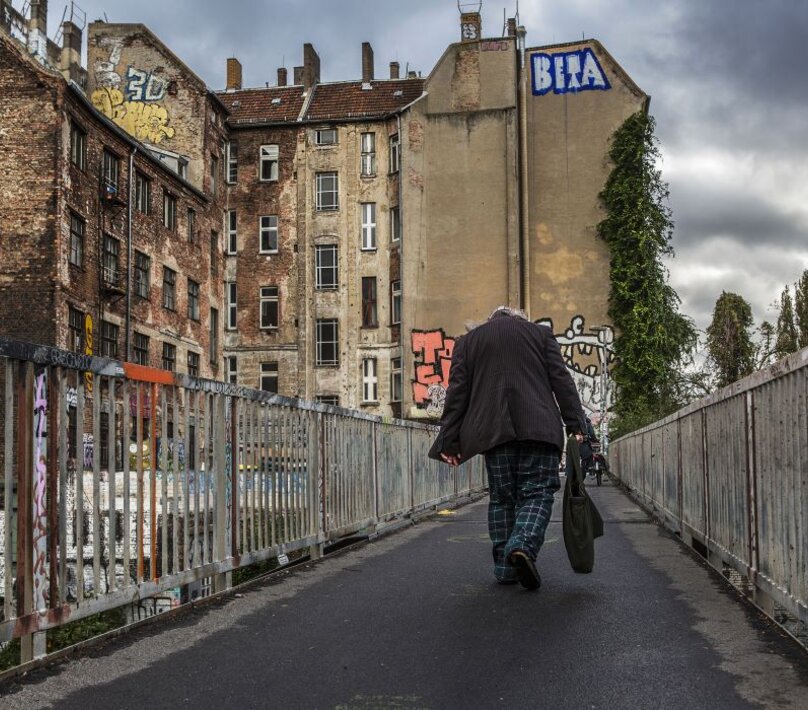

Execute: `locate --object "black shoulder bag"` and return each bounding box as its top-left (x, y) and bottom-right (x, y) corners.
top-left (563, 435), bottom-right (604, 573)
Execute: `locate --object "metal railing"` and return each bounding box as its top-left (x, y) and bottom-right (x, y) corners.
top-left (0, 336), bottom-right (485, 662)
top-left (610, 349), bottom-right (808, 631)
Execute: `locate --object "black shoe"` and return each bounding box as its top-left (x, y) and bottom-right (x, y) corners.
top-left (508, 550), bottom-right (541, 590)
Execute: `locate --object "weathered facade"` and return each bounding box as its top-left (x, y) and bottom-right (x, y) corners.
top-left (0, 10), bottom-right (224, 379)
top-left (1, 6), bottom-right (647, 422)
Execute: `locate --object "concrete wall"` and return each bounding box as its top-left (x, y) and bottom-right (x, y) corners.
top-left (401, 38), bottom-right (519, 418)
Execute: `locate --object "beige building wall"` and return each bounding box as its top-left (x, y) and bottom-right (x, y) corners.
top-left (401, 38), bottom-right (520, 418)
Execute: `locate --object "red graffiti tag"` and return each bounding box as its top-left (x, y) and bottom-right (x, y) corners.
top-left (411, 329), bottom-right (456, 408)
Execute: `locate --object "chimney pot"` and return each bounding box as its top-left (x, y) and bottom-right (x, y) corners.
top-left (226, 57), bottom-right (242, 91)
top-left (507, 18), bottom-right (517, 37)
top-left (407, 70), bottom-right (417, 79)
top-left (389, 61), bottom-right (400, 80)
top-left (361, 41), bottom-right (374, 83)
top-left (277, 67), bottom-right (288, 87)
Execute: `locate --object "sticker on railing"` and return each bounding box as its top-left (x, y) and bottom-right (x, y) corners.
top-left (277, 553), bottom-right (290, 566)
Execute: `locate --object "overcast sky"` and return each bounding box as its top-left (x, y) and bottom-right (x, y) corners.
top-left (42, 0), bottom-right (808, 333)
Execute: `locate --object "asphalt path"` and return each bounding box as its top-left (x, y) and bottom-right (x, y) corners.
top-left (3, 477), bottom-right (808, 709)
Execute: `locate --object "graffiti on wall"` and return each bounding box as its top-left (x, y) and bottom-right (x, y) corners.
top-left (411, 329), bottom-right (456, 417)
top-left (531, 47), bottom-right (611, 96)
top-left (91, 37), bottom-right (175, 144)
top-left (32, 369), bottom-right (49, 610)
top-left (410, 315), bottom-right (614, 419)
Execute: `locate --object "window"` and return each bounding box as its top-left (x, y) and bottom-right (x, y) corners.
top-left (100, 412), bottom-right (110, 469)
top-left (360, 203), bottom-right (376, 250)
top-left (225, 210), bottom-right (238, 254)
top-left (391, 279), bottom-right (401, 325)
top-left (210, 154), bottom-right (218, 196)
top-left (163, 267), bottom-right (176, 310)
top-left (163, 191), bottom-right (177, 230)
top-left (389, 133), bottom-right (400, 173)
top-left (187, 208), bottom-right (196, 243)
top-left (209, 308), bottom-right (219, 364)
top-left (162, 342), bottom-right (176, 371)
top-left (315, 319), bottom-right (339, 366)
top-left (362, 358), bottom-right (378, 403)
top-left (70, 121), bottom-right (86, 170)
top-left (67, 406), bottom-right (77, 459)
top-left (134, 251), bottom-right (150, 298)
top-left (225, 355), bottom-right (237, 384)
top-left (69, 212), bottom-right (84, 267)
top-left (315, 245), bottom-right (338, 290)
top-left (135, 172), bottom-right (151, 214)
top-left (315, 171), bottom-right (339, 211)
top-left (390, 206), bottom-right (401, 243)
top-left (259, 215), bottom-right (278, 253)
top-left (260, 144), bottom-right (279, 181)
top-left (226, 141), bottom-right (238, 184)
top-left (100, 320), bottom-right (119, 359)
top-left (133, 332), bottom-right (149, 365)
top-left (315, 128), bottom-right (337, 145)
top-left (102, 234), bottom-right (120, 286)
top-left (102, 149), bottom-right (119, 192)
top-left (391, 356), bottom-right (402, 402)
top-left (260, 286), bottom-right (279, 329)
top-left (226, 282), bottom-right (237, 329)
top-left (360, 132), bottom-right (376, 176)
top-left (260, 362), bottom-right (278, 393)
top-left (361, 277), bottom-right (378, 327)
top-left (210, 231), bottom-right (218, 274)
top-left (68, 306), bottom-right (84, 352)
top-left (316, 395), bottom-right (339, 406)
top-left (187, 351), bottom-right (200, 377)
top-left (188, 279), bottom-right (200, 321)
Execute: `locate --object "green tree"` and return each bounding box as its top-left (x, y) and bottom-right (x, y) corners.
top-left (794, 270), bottom-right (808, 348)
top-left (597, 111), bottom-right (696, 437)
top-left (755, 320), bottom-right (777, 369)
top-left (706, 291), bottom-right (755, 388)
top-left (775, 286), bottom-right (798, 358)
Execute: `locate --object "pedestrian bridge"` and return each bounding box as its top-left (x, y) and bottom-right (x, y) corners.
top-left (0, 336), bottom-right (807, 707)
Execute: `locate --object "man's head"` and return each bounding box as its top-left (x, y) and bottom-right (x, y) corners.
top-left (489, 305), bottom-right (529, 321)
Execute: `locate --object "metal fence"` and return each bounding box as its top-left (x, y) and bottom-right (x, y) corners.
top-left (0, 336), bottom-right (485, 662)
top-left (610, 349), bottom-right (808, 630)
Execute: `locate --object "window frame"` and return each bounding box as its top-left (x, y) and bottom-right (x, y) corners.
top-left (102, 149), bottom-right (119, 192)
top-left (362, 357), bottom-right (378, 403)
top-left (315, 128), bottom-right (337, 146)
top-left (391, 356), bottom-right (402, 402)
top-left (390, 206), bottom-right (401, 243)
top-left (210, 153), bottom-right (218, 196)
top-left (361, 276), bottom-right (378, 328)
top-left (259, 215), bottom-right (279, 254)
top-left (315, 319), bottom-right (339, 366)
top-left (209, 308), bottom-right (219, 364)
top-left (187, 350), bottom-right (200, 377)
top-left (260, 362), bottom-right (279, 393)
top-left (389, 133), bottom-right (400, 174)
top-left (315, 244), bottom-right (339, 290)
top-left (70, 120), bottom-right (86, 171)
top-left (225, 355), bottom-right (238, 384)
top-left (100, 320), bottom-right (119, 359)
top-left (162, 341), bottom-right (176, 372)
top-left (315, 171), bottom-right (339, 211)
top-left (68, 305), bottom-right (84, 352)
top-left (259, 286), bottom-right (279, 329)
top-left (360, 131), bottom-right (376, 176)
top-left (259, 144), bottom-right (279, 182)
top-left (360, 202), bottom-right (377, 250)
top-left (133, 332), bottom-right (149, 365)
top-left (226, 141), bottom-right (238, 184)
top-left (68, 211), bottom-right (84, 268)
top-left (163, 190), bottom-right (177, 231)
top-left (163, 266), bottom-right (176, 311)
top-left (226, 209), bottom-right (237, 254)
top-left (102, 234), bottom-right (120, 286)
top-left (226, 281), bottom-right (237, 330)
top-left (187, 278), bottom-right (201, 321)
top-left (187, 208), bottom-right (196, 243)
top-left (391, 279), bottom-right (401, 325)
top-left (134, 250), bottom-right (151, 298)
top-left (135, 171), bottom-right (151, 214)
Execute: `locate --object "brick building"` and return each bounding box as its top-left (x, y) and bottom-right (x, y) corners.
top-left (0, 5), bottom-right (225, 379)
top-left (1, 5), bottom-right (647, 425)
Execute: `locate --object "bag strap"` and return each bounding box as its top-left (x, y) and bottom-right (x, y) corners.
top-left (566, 435), bottom-right (585, 491)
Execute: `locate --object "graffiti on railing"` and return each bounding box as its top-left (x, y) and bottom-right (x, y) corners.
top-left (411, 329), bottom-right (455, 416)
top-left (32, 369), bottom-right (49, 610)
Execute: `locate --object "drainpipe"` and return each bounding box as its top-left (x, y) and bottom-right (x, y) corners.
top-left (125, 147), bottom-right (137, 361)
top-left (516, 25), bottom-right (530, 314)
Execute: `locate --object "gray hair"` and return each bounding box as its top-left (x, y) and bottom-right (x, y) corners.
top-left (488, 305), bottom-right (529, 321)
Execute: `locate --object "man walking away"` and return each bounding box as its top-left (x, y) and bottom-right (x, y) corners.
top-left (430, 307), bottom-right (587, 589)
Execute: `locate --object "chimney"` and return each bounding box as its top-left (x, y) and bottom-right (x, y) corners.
top-left (407, 70), bottom-right (418, 79)
top-left (389, 61), bottom-right (400, 80)
top-left (361, 42), bottom-right (374, 83)
top-left (302, 43), bottom-right (320, 91)
top-left (293, 66), bottom-right (304, 85)
top-left (507, 18), bottom-right (517, 37)
top-left (277, 67), bottom-right (288, 87)
top-left (226, 57), bottom-right (242, 91)
top-left (27, 0), bottom-right (47, 58)
top-left (59, 21), bottom-right (82, 82)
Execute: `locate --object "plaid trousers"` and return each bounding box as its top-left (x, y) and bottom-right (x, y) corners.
top-left (484, 440), bottom-right (561, 582)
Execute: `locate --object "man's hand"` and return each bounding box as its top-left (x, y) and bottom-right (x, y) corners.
top-left (440, 452), bottom-right (462, 467)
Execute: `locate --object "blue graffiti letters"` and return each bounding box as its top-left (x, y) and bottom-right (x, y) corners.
top-left (531, 48), bottom-right (611, 96)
